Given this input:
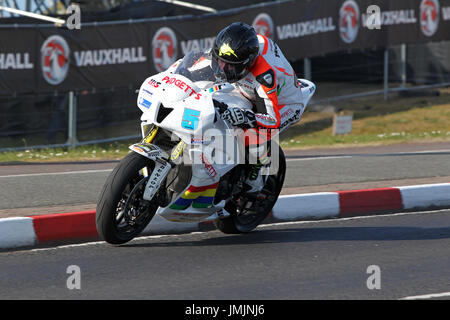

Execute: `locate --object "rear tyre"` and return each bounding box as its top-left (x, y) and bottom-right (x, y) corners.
top-left (214, 146), bottom-right (286, 234)
top-left (96, 152), bottom-right (158, 245)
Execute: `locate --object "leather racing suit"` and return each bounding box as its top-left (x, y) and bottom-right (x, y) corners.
top-left (232, 34), bottom-right (311, 145)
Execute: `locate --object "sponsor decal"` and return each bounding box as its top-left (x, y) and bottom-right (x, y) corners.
top-left (181, 108), bottom-right (201, 130)
top-left (273, 43), bottom-right (280, 58)
top-left (190, 137), bottom-right (206, 144)
top-left (142, 89), bottom-right (153, 95)
top-left (256, 69), bottom-right (275, 88)
top-left (280, 109), bottom-right (302, 129)
top-left (280, 107), bottom-right (294, 120)
top-left (276, 17), bottom-right (335, 40)
top-left (253, 13), bottom-right (274, 38)
top-left (420, 0), bottom-right (440, 36)
top-left (169, 182), bottom-right (219, 210)
top-left (131, 145), bottom-right (144, 154)
top-left (275, 66), bottom-right (294, 77)
top-left (147, 146), bottom-right (163, 157)
top-left (339, 0), bottom-right (360, 44)
top-left (131, 143), bottom-right (161, 156)
top-left (152, 27), bottom-right (178, 72)
top-left (218, 43), bottom-right (238, 59)
top-left (40, 35), bottom-right (70, 85)
top-left (148, 79), bottom-right (160, 88)
top-left (161, 76), bottom-right (202, 99)
top-left (138, 97), bottom-right (152, 109)
top-left (267, 87), bottom-right (277, 95)
top-left (276, 80), bottom-right (286, 96)
top-left (298, 80), bottom-right (310, 88)
top-left (201, 154), bottom-right (217, 178)
top-left (144, 161), bottom-right (170, 201)
top-left (208, 85), bottom-right (222, 93)
top-left (73, 47), bottom-right (146, 67)
top-left (0, 53), bottom-right (33, 70)
top-left (255, 114), bottom-right (277, 124)
top-left (170, 141), bottom-right (186, 161)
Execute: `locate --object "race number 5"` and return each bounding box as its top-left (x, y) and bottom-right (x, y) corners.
top-left (182, 108), bottom-right (200, 130)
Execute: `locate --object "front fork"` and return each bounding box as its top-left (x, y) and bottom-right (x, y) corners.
top-left (129, 125), bottom-right (182, 202)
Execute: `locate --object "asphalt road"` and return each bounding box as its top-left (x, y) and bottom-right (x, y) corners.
top-left (0, 142), bottom-right (449, 300)
top-left (1, 209), bottom-right (449, 300)
top-left (1, 142), bottom-right (450, 211)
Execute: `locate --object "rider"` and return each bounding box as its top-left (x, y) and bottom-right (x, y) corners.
top-left (211, 22), bottom-right (309, 192)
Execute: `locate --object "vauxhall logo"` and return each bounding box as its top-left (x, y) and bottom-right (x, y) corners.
top-left (39, 34), bottom-right (147, 85)
top-left (420, 0), bottom-right (440, 36)
top-left (41, 35), bottom-right (70, 85)
top-left (339, 0), bottom-right (360, 44)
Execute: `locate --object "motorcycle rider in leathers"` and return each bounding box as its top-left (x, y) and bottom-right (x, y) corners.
top-left (210, 22), bottom-right (310, 192)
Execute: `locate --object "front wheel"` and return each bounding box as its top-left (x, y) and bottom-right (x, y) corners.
top-left (96, 152), bottom-right (159, 245)
top-left (214, 146), bottom-right (286, 234)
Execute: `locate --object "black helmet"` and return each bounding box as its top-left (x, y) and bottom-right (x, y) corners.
top-left (212, 22), bottom-right (259, 83)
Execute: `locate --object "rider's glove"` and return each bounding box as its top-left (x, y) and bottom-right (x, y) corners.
top-left (221, 107), bottom-right (256, 129)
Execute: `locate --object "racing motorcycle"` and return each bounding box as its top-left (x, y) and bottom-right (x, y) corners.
top-left (96, 50), bottom-right (315, 245)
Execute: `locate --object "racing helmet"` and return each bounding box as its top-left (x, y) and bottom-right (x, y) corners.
top-left (212, 22), bottom-right (260, 83)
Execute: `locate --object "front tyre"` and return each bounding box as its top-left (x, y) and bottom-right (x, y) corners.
top-left (96, 152), bottom-right (158, 245)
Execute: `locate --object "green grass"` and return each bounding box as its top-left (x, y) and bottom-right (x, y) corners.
top-left (280, 103), bottom-right (450, 149)
top-left (1, 88), bottom-right (450, 163)
top-left (280, 87), bottom-right (450, 149)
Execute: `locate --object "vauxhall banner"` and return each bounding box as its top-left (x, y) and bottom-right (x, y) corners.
top-left (1, 0), bottom-right (450, 95)
top-left (35, 22), bottom-right (150, 93)
top-left (0, 28), bottom-right (37, 94)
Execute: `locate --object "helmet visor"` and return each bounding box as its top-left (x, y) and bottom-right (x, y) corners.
top-left (212, 58), bottom-right (247, 83)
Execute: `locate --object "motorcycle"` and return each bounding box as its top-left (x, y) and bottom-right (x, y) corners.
top-left (96, 50), bottom-right (315, 245)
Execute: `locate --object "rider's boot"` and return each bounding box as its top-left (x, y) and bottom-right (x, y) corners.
top-left (244, 162), bottom-right (264, 193)
top-left (244, 144), bottom-right (270, 193)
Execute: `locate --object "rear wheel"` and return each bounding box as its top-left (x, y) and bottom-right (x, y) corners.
top-left (96, 152), bottom-right (159, 244)
top-left (214, 146), bottom-right (286, 234)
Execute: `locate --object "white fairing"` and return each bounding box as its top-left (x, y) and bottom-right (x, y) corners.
top-left (298, 78), bottom-right (316, 106)
top-left (138, 73), bottom-right (235, 144)
top-left (135, 51), bottom-right (316, 222)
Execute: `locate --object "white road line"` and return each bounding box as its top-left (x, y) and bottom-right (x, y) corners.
top-left (399, 292), bottom-right (450, 300)
top-left (0, 169), bottom-right (113, 178)
top-left (397, 149), bottom-right (450, 154)
top-left (257, 208), bottom-right (450, 228)
top-left (285, 149), bottom-right (450, 162)
top-left (287, 156), bottom-right (353, 162)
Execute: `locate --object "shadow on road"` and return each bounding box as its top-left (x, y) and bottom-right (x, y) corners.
top-left (122, 225), bottom-right (450, 248)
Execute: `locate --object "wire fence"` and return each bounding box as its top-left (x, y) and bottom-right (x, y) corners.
top-left (1, 41), bottom-right (449, 151)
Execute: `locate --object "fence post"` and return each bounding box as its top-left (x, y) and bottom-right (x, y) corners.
top-left (304, 57), bottom-right (311, 80)
top-left (66, 91), bottom-right (78, 148)
top-left (384, 49), bottom-right (389, 101)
